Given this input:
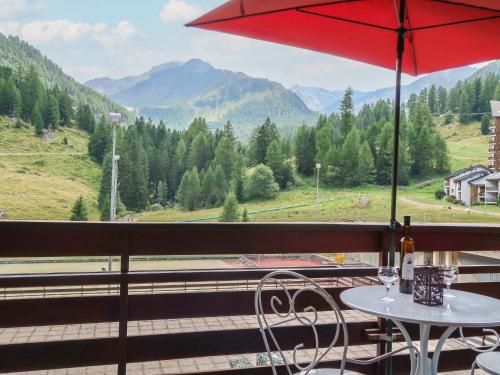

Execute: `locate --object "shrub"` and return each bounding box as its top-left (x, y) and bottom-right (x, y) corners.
top-left (245, 164), bottom-right (279, 200)
top-left (435, 190), bottom-right (446, 200)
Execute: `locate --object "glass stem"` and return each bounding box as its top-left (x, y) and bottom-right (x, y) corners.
top-left (386, 285), bottom-right (390, 299)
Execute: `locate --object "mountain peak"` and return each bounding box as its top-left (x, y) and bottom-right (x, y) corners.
top-left (183, 58), bottom-right (213, 72)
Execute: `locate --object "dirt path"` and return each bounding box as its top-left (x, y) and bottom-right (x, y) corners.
top-left (0, 152), bottom-right (85, 156)
top-left (399, 196), bottom-right (500, 218)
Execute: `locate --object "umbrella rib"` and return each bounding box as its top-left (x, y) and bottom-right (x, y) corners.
top-left (296, 9), bottom-right (397, 32)
top-left (185, 0), bottom-right (361, 27)
top-left (403, 6), bottom-right (418, 76)
top-left (410, 15), bottom-right (499, 31)
top-left (431, 0), bottom-right (500, 13)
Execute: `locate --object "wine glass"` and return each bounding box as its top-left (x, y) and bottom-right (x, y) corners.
top-left (378, 266), bottom-right (399, 302)
top-left (442, 265), bottom-right (459, 298)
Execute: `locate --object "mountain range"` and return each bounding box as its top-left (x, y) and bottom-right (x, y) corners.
top-left (291, 65), bottom-right (477, 113)
top-left (86, 59), bottom-right (316, 137)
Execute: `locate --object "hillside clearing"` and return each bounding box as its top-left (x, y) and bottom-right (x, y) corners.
top-left (0, 118), bottom-right (101, 220)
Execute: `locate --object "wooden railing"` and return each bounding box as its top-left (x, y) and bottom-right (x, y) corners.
top-left (0, 221), bottom-right (499, 375)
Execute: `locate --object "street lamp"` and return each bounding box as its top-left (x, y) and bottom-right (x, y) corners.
top-left (108, 112), bottom-right (122, 272)
top-left (316, 163), bottom-right (321, 201)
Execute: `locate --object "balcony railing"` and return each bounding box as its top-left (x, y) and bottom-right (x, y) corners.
top-left (0, 221), bottom-right (499, 375)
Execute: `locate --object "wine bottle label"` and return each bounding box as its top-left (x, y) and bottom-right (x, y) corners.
top-left (402, 253), bottom-right (414, 280)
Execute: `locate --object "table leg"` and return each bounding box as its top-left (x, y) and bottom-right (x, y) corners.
top-left (391, 319), bottom-right (418, 375)
top-left (431, 327), bottom-right (457, 375)
top-left (418, 324), bottom-right (457, 375)
top-left (419, 323), bottom-right (432, 375)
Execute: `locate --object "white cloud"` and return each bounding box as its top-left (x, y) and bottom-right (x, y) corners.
top-left (0, 21), bottom-right (21, 35)
top-left (19, 19), bottom-right (141, 51)
top-left (160, 0), bottom-right (200, 23)
top-left (0, 0), bottom-right (45, 20)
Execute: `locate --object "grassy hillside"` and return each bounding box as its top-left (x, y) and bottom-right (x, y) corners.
top-left (0, 117), bottom-right (101, 220)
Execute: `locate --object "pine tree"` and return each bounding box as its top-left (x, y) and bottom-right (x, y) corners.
top-left (266, 139), bottom-right (288, 189)
top-left (32, 102), bottom-right (44, 136)
top-left (241, 208), bottom-right (250, 222)
top-left (481, 114), bottom-right (491, 136)
top-left (214, 136), bottom-right (236, 181)
top-left (1, 77), bottom-right (21, 116)
top-left (43, 93), bottom-right (60, 129)
top-left (98, 152), bottom-right (112, 211)
top-left (158, 179), bottom-right (169, 206)
top-left (495, 83), bottom-right (500, 101)
top-left (223, 120), bottom-right (236, 144)
top-left (339, 128), bottom-right (361, 186)
top-left (70, 196), bottom-right (88, 221)
top-left (340, 87), bottom-right (355, 138)
top-left (188, 133), bottom-right (210, 170)
top-left (295, 125), bottom-right (316, 176)
top-left (219, 193), bottom-right (240, 222)
top-left (213, 164), bottom-right (228, 206)
top-left (119, 127), bottom-right (149, 211)
top-left (201, 166), bottom-right (216, 207)
top-left (231, 154), bottom-right (246, 202)
top-left (479, 74), bottom-right (499, 113)
top-left (437, 87), bottom-right (448, 115)
top-left (323, 146), bottom-right (341, 186)
top-left (358, 141), bottom-right (376, 185)
top-left (177, 167), bottom-right (202, 211)
top-left (76, 104), bottom-right (96, 133)
top-left (375, 123), bottom-right (393, 185)
top-left (459, 89), bottom-right (471, 124)
top-left (19, 65), bottom-right (42, 121)
top-left (428, 85), bottom-right (437, 114)
top-left (245, 164), bottom-right (279, 200)
top-left (434, 134), bottom-right (450, 174)
top-left (58, 91), bottom-right (74, 126)
top-left (249, 118), bottom-right (279, 165)
top-left (89, 116), bottom-right (112, 163)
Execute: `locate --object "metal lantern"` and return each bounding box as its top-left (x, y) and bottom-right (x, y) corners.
top-left (413, 266), bottom-right (444, 306)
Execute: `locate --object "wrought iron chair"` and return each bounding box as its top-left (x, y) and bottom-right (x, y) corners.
top-left (255, 270), bottom-right (420, 375)
top-left (459, 327), bottom-right (500, 375)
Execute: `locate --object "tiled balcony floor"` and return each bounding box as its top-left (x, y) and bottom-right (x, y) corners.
top-left (0, 310), bottom-right (488, 375)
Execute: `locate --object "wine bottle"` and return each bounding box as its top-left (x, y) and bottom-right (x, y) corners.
top-left (399, 216), bottom-right (415, 294)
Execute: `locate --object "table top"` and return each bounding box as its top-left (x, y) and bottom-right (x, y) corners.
top-left (340, 285), bottom-right (500, 327)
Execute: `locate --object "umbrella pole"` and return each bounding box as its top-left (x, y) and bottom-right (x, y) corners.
top-left (385, 2), bottom-right (406, 375)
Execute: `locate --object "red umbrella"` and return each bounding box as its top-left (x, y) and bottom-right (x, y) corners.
top-left (187, 0), bottom-right (500, 264)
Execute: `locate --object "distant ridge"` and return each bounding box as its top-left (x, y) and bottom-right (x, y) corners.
top-left (291, 65), bottom-right (478, 113)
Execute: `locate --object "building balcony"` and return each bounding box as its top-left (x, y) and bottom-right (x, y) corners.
top-left (0, 221), bottom-right (499, 375)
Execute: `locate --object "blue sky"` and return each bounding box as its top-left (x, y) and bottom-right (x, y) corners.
top-left (1, 0), bottom-right (427, 90)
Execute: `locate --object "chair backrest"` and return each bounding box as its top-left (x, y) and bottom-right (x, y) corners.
top-left (254, 270), bottom-right (349, 375)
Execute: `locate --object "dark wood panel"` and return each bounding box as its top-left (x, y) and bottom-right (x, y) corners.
top-left (128, 287), bottom-right (352, 321)
top-left (0, 221), bottom-right (129, 257)
top-left (129, 223), bottom-right (386, 255)
top-left (0, 338), bottom-right (118, 373)
top-left (127, 322), bottom-right (376, 363)
top-left (0, 272), bottom-right (121, 288)
top-left (455, 281), bottom-right (500, 298)
top-left (0, 296), bottom-right (119, 328)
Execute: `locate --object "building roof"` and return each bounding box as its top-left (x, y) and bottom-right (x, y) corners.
top-left (486, 171), bottom-right (500, 181)
top-left (491, 101), bottom-right (500, 118)
top-left (454, 170), bottom-right (489, 183)
top-left (444, 164), bottom-right (490, 181)
top-left (469, 174), bottom-right (490, 186)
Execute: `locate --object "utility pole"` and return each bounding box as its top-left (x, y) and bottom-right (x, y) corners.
top-left (109, 113), bottom-right (122, 272)
top-left (316, 163), bottom-right (321, 201)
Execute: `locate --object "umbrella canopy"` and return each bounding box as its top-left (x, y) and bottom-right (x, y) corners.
top-left (187, 0), bottom-right (500, 76)
top-left (187, 0), bottom-right (500, 265)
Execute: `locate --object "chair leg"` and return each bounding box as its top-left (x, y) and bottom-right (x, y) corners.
top-left (470, 360), bottom-right (477, 375)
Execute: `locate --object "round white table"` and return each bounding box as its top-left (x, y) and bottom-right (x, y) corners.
top-left (340, 285), bottom-right (500, 375)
